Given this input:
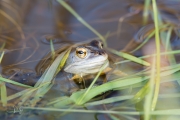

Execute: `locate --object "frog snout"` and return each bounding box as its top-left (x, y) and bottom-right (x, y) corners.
top-left (92, 50), bottom-right (107, 57)
top-left (98, 51), bottom-right (106, 55)
top-left (98, 51), bottom-right (108, 59)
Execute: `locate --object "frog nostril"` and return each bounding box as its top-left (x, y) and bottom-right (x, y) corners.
top-left (99, 51), bottom-right (105, 55)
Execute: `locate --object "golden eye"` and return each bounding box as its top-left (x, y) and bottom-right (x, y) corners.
top-left (76, 47), bottom-right (87, 58)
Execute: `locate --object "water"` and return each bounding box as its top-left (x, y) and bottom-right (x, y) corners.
top-left (0, 0), bottom-right (180, 119)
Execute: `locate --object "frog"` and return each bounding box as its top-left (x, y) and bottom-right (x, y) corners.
top-left (2, 40), bottom-right (109, 90)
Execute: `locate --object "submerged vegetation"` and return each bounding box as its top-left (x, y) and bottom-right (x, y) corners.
top-left (0, 0), bottom-right (180, 120)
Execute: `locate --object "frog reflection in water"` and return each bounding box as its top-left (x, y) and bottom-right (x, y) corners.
top-left (3, 40), bottom-right (109, 90)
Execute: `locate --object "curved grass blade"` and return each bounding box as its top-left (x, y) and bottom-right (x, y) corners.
top-left (76, 60), bottom-right (109, 105)
top-left (71, 62), bottom-right (180, 105)
top-left (151, 0), bottom-right (161, 111)
top-left (86, 69), bottom-right (180, 107)
top-left (108, 48), bottom-right (150, 66)
top-left (34, 48), bottom-right (71, 87)
top-left (57, 0), bottom-right (106, 46)
top-left (55, 47), bottom-right (72, 76)
top-left (28, 47), bottom-right (72, 106)
top-left (71, 76), bottom-right (149, 105)
top-left (144, 57), bottom-right (156, 120)
top-left (131, 30), bottom-right (155, 53)
top-left (115, 49), bottom-right (180, 65)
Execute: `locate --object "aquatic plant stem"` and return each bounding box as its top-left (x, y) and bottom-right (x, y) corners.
top-left (151, 0), bottom-right (161, 111)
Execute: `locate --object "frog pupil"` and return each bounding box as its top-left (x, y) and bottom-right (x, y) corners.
top-left (78, 51), bottom-right (84, 54)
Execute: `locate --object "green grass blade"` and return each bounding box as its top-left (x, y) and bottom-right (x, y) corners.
top-left (71, 62), bottom-right (180, 105)
top-left (28, 48), bottom-right (71, 106)
top-left (151, 0), bottom-right (161, 111)
top-left (21, 107), bottom-right (180, 116)
top-left (71, 76), bottom-right (149, 105)
top-left (55, 47), bottom-right (71, 76)
top-left (131, 24), bottom-right (169, 53)
top-left (160, 26), bottom-right (176, 64)
top-left (143, 0), bottom-right (151, 24)
top-left (0, 51), bottom-right (4, 63)
top-left (144, 57), bottom-right (156, 120)
top-left (0, 82), bottom-right (7, 106)
top-left (57, 0), bottom-right (106, 46)
top-left (13, 82), bottom-right (51, 106)
top-left (1, 49), bottom-right (32, 88)
top-left (108, 48), bottom-right (150, 66)
top-left (0, 76), bottom-right (32, 88)
top-left (115, 49), bottom-right (180, 65)
top-left (0, 43), bottom-right (5, 52)
top-left (76, 60), bottom-right (109, 105)
top-left (85, 95), bottom-right (133, 106)
top-left (49, 97), bottom-right (74, 108)
top-left (50, 40), bottom-right (55, 60)
top-left (164, 27), bottom-right (173, 51)
top-left (131, 29), bottom-right (155, 53)
top-left (34, 48), bottom-right (71, 87)
top-left (7, 88), bottom-right (36, 101)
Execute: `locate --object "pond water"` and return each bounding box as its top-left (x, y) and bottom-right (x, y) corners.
top-left (0, 0), bottom-right (180, 120)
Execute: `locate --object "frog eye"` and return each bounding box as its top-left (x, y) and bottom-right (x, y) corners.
top-left (98, 42), bottom-right (103, 49)
top-left (100, 43), bottom-right (103, 49)
top-left (76, 47), bottom-right (87, 58)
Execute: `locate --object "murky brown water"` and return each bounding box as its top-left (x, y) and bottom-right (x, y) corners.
top-left (0, 0), bottom-right (180, 119)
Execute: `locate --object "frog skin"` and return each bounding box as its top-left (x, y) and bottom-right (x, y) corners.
top-left (3, 40), bottom-right (109, 91)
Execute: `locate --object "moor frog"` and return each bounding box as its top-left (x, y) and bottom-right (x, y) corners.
top-left (3, 40), bottom-right (109, 90)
